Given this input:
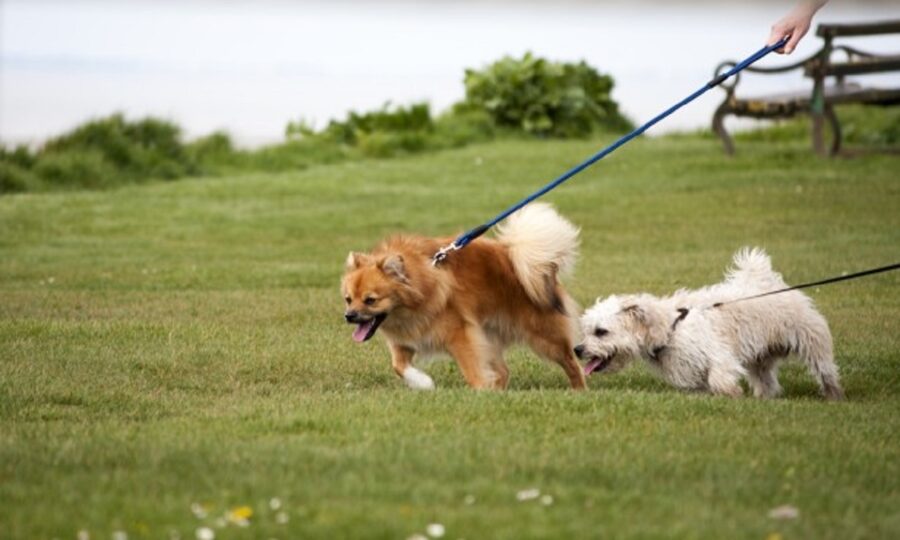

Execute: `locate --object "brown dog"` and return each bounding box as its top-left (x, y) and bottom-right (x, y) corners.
top-left (341, 203), bottom-right (586, 390)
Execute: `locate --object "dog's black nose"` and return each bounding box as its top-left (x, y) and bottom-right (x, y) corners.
top-left (344, 311), bottom-right (359, 323)
top-left (573, 344), bottom-right (585, 359)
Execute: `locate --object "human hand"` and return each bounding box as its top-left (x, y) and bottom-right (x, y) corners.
top-left (768, 1), bottom-right (825, 54)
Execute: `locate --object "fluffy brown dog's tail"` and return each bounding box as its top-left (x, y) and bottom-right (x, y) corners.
top-left (495, 203), bottom-right (579, 308)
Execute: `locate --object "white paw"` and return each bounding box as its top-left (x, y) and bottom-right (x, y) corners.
top-left (403, 366), bottom-right (435, 391)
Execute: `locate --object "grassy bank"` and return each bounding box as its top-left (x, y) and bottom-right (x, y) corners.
top-left (0, 131), bottom-right (898, 539)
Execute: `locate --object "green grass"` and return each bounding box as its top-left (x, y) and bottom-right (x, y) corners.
top-left (1, 132), bottom-right (899, 539)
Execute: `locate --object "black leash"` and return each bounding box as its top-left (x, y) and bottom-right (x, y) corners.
top-left (713, 261), bottom-right (900, 308)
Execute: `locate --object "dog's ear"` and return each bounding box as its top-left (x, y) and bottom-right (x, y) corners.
top-left (345, 251), bottom-right (372, 271)
top-left (622, 300), bottom-right (668, 351)
top-left (379, 254), bottom-right (409, 283)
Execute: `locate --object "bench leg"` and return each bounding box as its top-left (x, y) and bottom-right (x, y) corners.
top-left (712, 103), bottom-right (735, 156)
top-left (812, 111), bottom-right (827, 157)
top-left (810, 74), bottom-right (829, 157)
top-left (812, 105), bottom-right (842, 157)
top-left (825, 104), bottom-right (842, 156)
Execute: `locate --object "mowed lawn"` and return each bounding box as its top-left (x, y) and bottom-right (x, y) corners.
top-left (1, 133), bottom-right (898, 539)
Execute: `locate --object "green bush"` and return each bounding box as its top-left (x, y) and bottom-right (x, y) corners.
top-left (0, 144), bottom-right (36, 169)
top-left (461, 52), bottom-right (632, 138)
top-left (0, 162), bottom-right (41, 194)
top-left (243, 139), bottom-right (351, 172)
top-left (32, 151), bottom-right (118, 190)
top-left (186, 132), bottom-right (242, 173)
top-left (43, 114), bottom-right (196, 180)
top-left (287, 102), bottom-right (439, 158)
top-left (320, 102), bottom-right (434, 146)
top-left (433, 106), bottom-right (496, 148)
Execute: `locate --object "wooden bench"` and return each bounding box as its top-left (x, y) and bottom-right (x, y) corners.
top-left (711, 20), bottom-right (900, 156)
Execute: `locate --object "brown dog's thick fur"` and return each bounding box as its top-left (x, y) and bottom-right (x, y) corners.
top-left (341, 203), bottom-right (585, 390)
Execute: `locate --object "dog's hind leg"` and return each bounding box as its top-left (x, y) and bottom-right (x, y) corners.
top-left (747, 357), bottom-right (782, 399)
top-left (524, 314), bottom-right (587, 390)
top-left (795, 321), bottom-right (844, 400)
top-left (487, 346), bottom-right (511, 390)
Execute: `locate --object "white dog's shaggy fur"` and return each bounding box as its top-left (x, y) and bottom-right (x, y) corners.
top-left (577, 248), bottom-right (844, 399)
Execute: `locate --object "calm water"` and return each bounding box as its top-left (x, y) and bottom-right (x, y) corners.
top-left (2, 0), bottom-right (898, 146)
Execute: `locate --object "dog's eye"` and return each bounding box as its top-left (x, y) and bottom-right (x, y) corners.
top-left (344, 296), bottom-right (351, 304)
top-left (364, 297), bottom-right (377, 306)
top-left (594, 328), bottom-right (608, 338)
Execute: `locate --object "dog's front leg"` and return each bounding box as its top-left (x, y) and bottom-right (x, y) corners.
top-left (707, 356), bottom-right (745, 398)
top-left (389, 342), bottom-right (434, 391)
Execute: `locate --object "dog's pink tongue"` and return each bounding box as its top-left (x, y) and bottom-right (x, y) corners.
top-left (583, 358), bottom-right (605, 376)
top-left (352, 320), bottom-right (374, 342)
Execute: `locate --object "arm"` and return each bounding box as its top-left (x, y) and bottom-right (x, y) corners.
top-left (768, 1), bottom-right (828, 54)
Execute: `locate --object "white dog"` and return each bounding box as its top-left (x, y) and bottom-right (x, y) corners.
top-left (576, 248), bottom-right (844, 399)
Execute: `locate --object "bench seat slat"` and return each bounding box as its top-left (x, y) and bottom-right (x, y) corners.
top-left (728, 85), bottom-right (900, 117)
top-left (809, 55), bottom-right (900, 77)
top-left (817, 20), bottom-right (900, 38)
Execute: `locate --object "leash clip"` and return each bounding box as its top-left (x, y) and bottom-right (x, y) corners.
top-left (432, 241), bottom-right (460, 266)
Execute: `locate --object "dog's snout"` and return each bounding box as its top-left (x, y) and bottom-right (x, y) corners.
top-left (344, 310), bottom-right (360, 323)
top-left (573, 344), bottom-right (585, 359)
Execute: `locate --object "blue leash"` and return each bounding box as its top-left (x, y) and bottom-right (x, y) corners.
top-left (433, 37), bottom-right (790, 265)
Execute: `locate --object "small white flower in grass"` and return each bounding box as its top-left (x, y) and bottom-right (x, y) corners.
top-left (213, 517), bottom-right (227, 528)
top-left (196, 527), bottom-right (215, 540)
top-left (77, 530), bottom-right (90, 540)
top-left (190, 502), bottom-right (207, 519)
top-left (540, 495), bottom-right (554, 506)
top-left (275, 511), bottom-right (289, 524)
top-left (112, 532), bottom-right (127, 540)
top-left (768, 505), bottom-right (799, 520)
top-left (269, 497), bottom-right (282, 511)
top-left (426, 523), bottom-right (445, 538)
top-left (463, 494), bottom-right (476, 505)
top-left (406, 535), bottom-right (428, 540)
top-left (516, 488), bottom-right (540, 501)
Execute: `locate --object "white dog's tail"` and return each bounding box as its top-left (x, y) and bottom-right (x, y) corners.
top-left (495, 203), bottom-right (579, 308)
top-left (726, 247), bottom-right (786, 289)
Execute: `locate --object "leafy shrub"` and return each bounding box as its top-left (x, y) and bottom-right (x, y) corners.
top-left (32, 151), bottom-right (118, 190)
top-left (433, 106), bottom-right (496, 148)
top-left (461, 52), bottom-right (632, 138)
top-left (43, 114), bottom-right (196, 180)
top-left (0, 144), bottom-right (36, 169)
top-left (287, 102), bottom-right (439, 158)
top-left (243, 138), bottom-right (351, 172)
top-left (0, 162), bottom-right (41, 193)
top-left (186, 132), bottom-right (242, 173)
top-left (320, 102), bottom-right (434, 148)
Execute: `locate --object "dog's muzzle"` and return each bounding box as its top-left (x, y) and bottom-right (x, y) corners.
top-left (579, 347), bottom-right (616, 376)
top-left (346, 312), bottom-right (387, 343)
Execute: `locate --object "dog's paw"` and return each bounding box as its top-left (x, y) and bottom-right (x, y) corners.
top-left (403, 366), bottom-right (435, 391)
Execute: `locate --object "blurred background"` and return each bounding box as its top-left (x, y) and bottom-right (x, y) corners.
top-left (2, 0), bottom-right (898, 147)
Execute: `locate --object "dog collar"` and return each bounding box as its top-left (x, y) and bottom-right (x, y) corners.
top-left (649, 308), bottom-right (690, 363)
